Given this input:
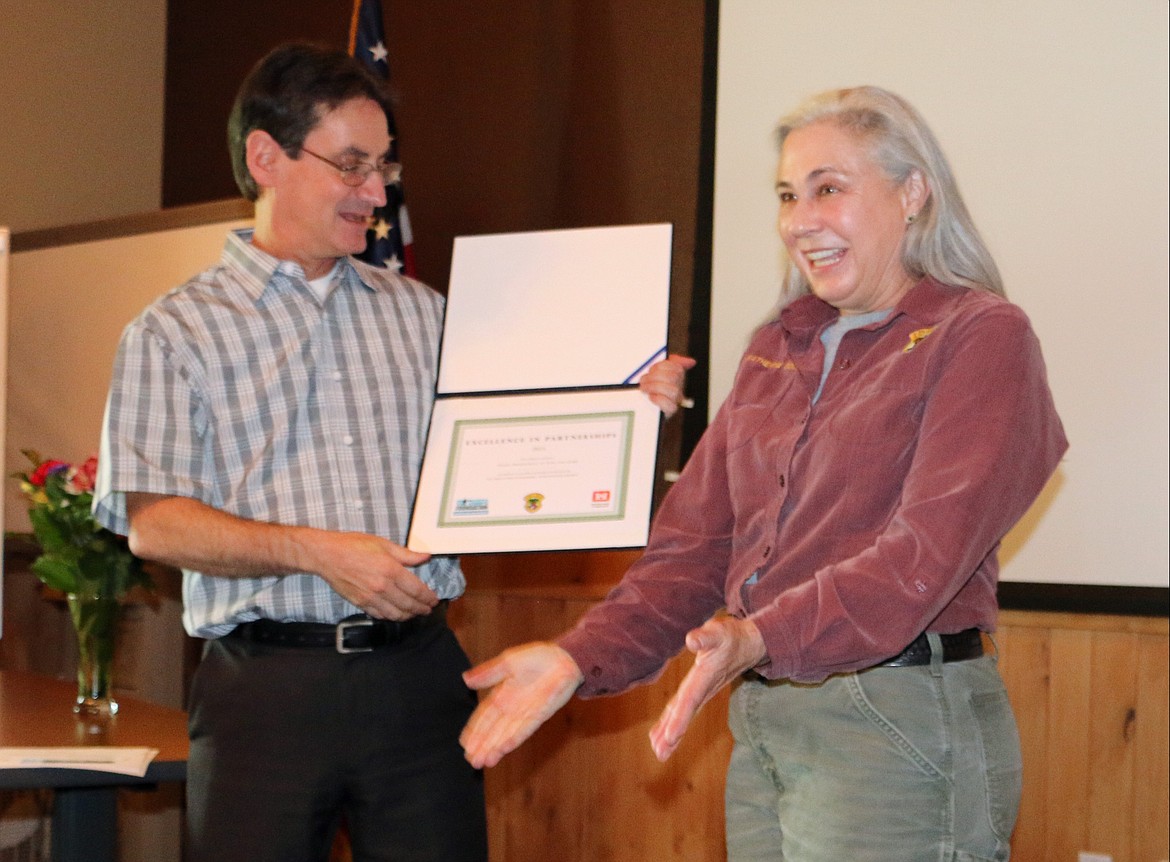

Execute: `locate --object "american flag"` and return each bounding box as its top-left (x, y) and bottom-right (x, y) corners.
top-left (348, 0), bottom-right (416, 275)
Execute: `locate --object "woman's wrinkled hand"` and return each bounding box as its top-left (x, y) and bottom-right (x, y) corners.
top-left (649, 615), bottom-right (766, 762)
top-left (460, 642), bottom-right (585, 769)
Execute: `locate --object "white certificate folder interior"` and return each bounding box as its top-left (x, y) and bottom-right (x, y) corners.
top-left (408, 223), bottom-right (673, 555)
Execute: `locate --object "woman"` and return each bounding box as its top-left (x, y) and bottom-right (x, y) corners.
top-left (459, 86), bottom-right (1067, 861)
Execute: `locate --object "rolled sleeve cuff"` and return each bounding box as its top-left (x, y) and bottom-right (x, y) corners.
top-left (92, 489), bottom-right (129, 536)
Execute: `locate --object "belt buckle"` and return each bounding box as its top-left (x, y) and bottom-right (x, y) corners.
top-left (335, 617), bottom-right (375, 654)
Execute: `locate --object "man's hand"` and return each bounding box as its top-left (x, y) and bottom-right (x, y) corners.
top-left (460, 642), bottom-right (585, 769)
top-left (126, 492), bottom-right (437, 621)
top-left (649, 616), bottom-right (766, 762)
top-left (640, 354), bottom-right (696, 418)
top-left (303, 531), bottom-right (437, 621)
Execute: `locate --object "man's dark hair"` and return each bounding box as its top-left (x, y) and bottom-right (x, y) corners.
top-left (227, 42), bottom-right (392, 201)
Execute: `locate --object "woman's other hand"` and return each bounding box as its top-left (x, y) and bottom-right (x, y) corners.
top-left (649, 615), bottom-right (767, 762)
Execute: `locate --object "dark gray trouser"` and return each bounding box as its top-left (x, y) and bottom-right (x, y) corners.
top-left (186, 623), bottom-right (487, 862)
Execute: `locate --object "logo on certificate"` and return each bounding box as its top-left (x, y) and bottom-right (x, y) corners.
top-left (523, 493), bottom-right (545, 513)
top-left (592, 490), bottom-right (611, 503)
top-left (453, 498), bottom-right (489, 516)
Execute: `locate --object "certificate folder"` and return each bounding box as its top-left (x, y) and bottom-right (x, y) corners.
top-left (407, 223), bottom-right (673, 555)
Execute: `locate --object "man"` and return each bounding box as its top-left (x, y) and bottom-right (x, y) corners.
top-left (94, 42), bottom-right (689, 862)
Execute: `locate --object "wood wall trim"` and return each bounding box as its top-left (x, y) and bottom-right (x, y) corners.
top-left (10, 198), bottom-right (253, 253)
top-left (999, 608), bottom-right (1169, 635)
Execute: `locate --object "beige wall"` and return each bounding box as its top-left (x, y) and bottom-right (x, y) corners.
top-left (0, 0), bottom-right (166, 233)
top-left (5, 208), bottom-right (252, 533)
top-left (0, 0), bottom-right (165, 536)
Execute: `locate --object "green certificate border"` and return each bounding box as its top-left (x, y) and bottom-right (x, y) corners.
top-left (438, 411), bottom-right (635, 528)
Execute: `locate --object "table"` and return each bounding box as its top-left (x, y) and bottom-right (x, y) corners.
top-left (0, 669), bottom-right (189, 862)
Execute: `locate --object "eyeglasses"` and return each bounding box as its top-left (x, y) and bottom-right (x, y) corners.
top-left (300, 147), bottom-right (402, 187)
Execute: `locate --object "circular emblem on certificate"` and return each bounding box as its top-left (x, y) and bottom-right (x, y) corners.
top-left (523, 493), bottom-right (545, 513)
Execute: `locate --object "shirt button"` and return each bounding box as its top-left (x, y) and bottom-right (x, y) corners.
top-left (353, 500), bottom-right (365, 510)
top-left (343, 435), bottom-right (354, 446)
top-left (763, 546), bottom-right (771, 557)
top-left (333, 371), bottom-right (343, 381)
top-left (839, 358), bottom-right (852, 369)
top-left (778, 474), bottom-right (786, 488)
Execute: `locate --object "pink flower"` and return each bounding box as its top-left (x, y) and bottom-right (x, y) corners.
top-left (29, 459), bottom-right (69, 487)
top-left (67, 456), bottom-right (99, 494)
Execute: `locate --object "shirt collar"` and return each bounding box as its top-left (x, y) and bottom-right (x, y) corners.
top-left (780, 276), bottom-right (966, 335)
top-left (222, 228), bottom-right (380, 301)
top-left (893, 276), bottom-right (966, 325)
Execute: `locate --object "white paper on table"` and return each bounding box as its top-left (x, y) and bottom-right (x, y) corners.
top-left (437, 223), bottom-right (673, 394)
top-left (0, 747), bottom-right (159, 777)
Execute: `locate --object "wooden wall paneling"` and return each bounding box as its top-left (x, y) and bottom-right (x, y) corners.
top-left (453, 598), bottom-right (1169, 862)
top-left (997, 611), bottom-right (1169, 862)
top-left (162, 0), bottom-right (353, 208)
top-left (1043, 627), bottom-right (1095, 860)
top-left (995, 624), bottom-right (1051, 862)
top-left (570, 655), bottom-right (729, 861)
top-left (449, 589), bottom-right (731, 861)
top-left (1086, 632), bottom-right (1139, 860)
top-left (479, 596), bottom-right (590, 860)
top-left (1133, 633), bottom-right (1169, 862)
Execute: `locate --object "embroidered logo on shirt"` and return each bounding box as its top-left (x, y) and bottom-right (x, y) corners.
top-left (902, 328), bottom-right (934, 353)
top-left (744, 354), bottom-right (797, 370)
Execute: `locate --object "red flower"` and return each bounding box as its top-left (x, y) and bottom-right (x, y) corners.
top-left (29, 459), bottom-right (69, 487)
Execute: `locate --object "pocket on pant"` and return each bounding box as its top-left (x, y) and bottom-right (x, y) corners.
top-left (847, 671), bottom-right (947, 779)
top-left (969, 688), bottom-right (1022, 843)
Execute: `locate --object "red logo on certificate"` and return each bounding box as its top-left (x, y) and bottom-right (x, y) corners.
top-left (592, 490), bottom-right (611, 503)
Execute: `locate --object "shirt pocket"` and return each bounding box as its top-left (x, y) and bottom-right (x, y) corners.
top-left (724, 365), bottom-right (805, 453)
top-left (821, 382), bottom-right (926, 479)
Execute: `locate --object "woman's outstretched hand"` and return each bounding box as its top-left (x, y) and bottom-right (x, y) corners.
top-left (460, 642), bottom-right (585, 769)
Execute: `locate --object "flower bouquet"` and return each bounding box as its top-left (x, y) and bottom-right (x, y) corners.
top-left (12, 450), bottom-right (151, 716)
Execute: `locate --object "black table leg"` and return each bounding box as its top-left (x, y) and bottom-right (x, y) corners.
top-left (51, 786), bottom-right (117, 862)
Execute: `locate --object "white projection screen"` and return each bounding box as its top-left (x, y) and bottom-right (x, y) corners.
top-left (710, 1), bottom-right (1169, 596)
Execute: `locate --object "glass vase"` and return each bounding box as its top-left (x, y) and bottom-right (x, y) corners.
top-left (66, 592), bottom-right (121, 717)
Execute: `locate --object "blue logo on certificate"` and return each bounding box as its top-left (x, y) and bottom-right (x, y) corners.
top-left (453, 498), bottom-right (489, 516)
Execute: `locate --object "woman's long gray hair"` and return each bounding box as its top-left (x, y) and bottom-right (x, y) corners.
top-left (775, 86), bottom-right (1004, 306)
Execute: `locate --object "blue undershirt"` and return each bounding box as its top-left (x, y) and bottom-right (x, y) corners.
top-left (813, 308), bottom-right (890, 404)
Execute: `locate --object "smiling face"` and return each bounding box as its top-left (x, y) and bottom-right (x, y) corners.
top-left (776, 121), bottom-right (927, 315)
top-left (247, 97), bottom-right (392, 279)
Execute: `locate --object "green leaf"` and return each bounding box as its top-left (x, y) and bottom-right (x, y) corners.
top-left (31, 556), bottom-right (79, 593)
top-left (28, 507), bottom-right (71, 554)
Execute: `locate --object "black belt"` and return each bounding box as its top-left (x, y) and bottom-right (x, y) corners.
top-left (876, 628), bottom-right (984, 668)
top-left (228, 601), bottom-right (448, 654)
top-left (742, 627), bottom-right (985, 683)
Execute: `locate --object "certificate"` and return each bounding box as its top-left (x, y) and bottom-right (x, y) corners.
top-left (406, 222), bottom-right (674, 555)
top-left (441, 412), bottom-right (635, 526)
top-left (409, 389), bottom-right (662, 555)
